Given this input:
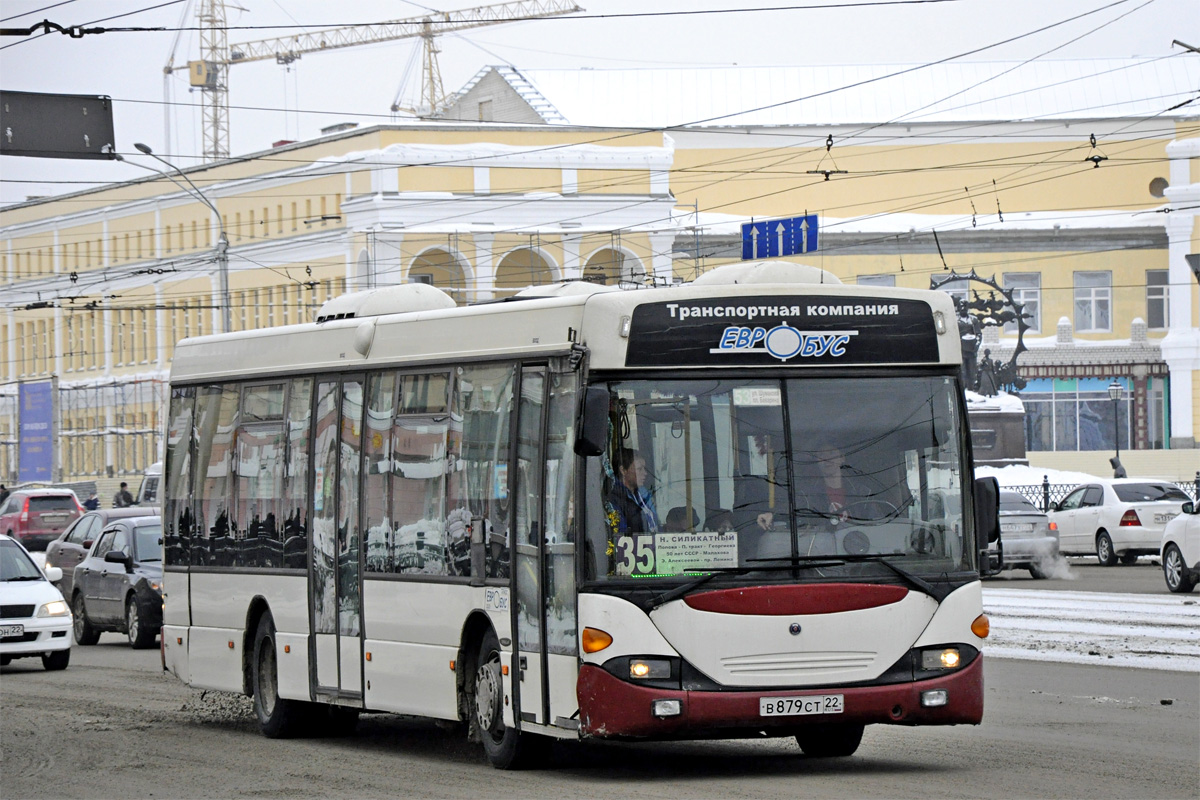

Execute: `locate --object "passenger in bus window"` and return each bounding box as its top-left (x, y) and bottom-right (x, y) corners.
top-left (664, 506), bottom-right (701, 533)
top-left (706, 509), bottom-right (734, 533)
top-left (608, 448), bottom-right (660, 534)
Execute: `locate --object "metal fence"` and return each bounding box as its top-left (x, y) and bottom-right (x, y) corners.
top-left (1007, 474), bottom-right (1200, 512)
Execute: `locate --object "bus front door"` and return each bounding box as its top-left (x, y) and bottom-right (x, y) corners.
top-left (513, 365), bottom-right (579, 734)
top-left (310, 376), bottom-right (365, 704)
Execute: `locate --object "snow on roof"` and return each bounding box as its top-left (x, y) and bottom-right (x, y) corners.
top-left (504, 58), bottom-right (1198, 128)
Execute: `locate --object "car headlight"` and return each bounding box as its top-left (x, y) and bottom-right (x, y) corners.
top-left (148, 580), bottom-right (162, 593)
top-left (37, 600), bottom-right (70, 618)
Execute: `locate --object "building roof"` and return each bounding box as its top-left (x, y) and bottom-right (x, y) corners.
top-left (456, 58), bottom-right (1199, 127)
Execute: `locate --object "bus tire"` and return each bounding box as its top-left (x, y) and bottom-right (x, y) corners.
top-left (251, 614), bottom-right (306, 739)
top-left (473, 628), bottom-right (544, 769)
top-left (795, 723), bottom-right (865, 757)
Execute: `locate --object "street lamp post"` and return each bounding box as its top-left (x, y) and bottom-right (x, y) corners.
top-left (1108, 379), bottom-right (1123, 474)
top-left (131, 144), bottom-right (232, 334)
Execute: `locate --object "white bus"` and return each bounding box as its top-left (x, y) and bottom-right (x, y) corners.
top-left (161, 260), bottom-right (1000, 768)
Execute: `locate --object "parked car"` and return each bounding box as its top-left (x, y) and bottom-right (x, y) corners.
top-left (1, 533), bottom-right (72, 670)
top-left (71, 516), bottom-right (163, 649)
top-left (1161, 501), bottom-right (1200, 593)
top-left (1049, 479), bottom-right (1189, 566)
top-left (0, 488), bottom-right (84, 552)
top-left (992, 490), bottom-right (1059, 579)
top-left (46, 508), bottom-right (160, 599)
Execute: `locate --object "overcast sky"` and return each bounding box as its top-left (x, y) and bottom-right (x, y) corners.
top-left (1, 0), bottom-right (1197, 207)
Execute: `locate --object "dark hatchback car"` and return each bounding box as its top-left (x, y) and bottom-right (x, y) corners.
top-left (0, 489), bottom-right (83, 552)
top-left (71, 517), bottom-right (163, 649)
top-left (46, 508), bottom-right (159, 599)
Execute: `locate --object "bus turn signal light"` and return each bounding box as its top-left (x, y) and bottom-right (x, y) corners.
top-left (971, 614), bottom-right (990, 638)
top-left (582, 627), bottom-right (613, 653)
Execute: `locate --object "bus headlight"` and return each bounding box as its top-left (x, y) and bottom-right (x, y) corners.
top-left (629, 658), bottom-right (672, 679)
top-left (921, 647), bottom-right (961, 670)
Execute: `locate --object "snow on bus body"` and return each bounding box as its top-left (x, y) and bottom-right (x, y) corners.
top-left (162, 262), bottom-right (987, 762)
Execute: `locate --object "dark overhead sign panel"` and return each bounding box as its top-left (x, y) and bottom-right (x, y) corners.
top-left (625, 295), bottom-right (940, 367)
top-left (0, 91), bottom-right (116, 160)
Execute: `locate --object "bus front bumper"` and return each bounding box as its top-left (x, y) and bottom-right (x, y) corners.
top-left (577, 655), bottom-right (983, 739)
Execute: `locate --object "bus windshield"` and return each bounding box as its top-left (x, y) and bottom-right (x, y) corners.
top-left (584, 375), bottom-right (973, 583)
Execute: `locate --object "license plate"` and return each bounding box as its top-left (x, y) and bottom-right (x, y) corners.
top-left (1155, 513), bottom-right (1175, 524)
top-left (1002, 523), bottom-right (1034, 533)
top-left (760, 694), bottom-right (843, 717)
top-left (0, 624), bottom-right (24, 637)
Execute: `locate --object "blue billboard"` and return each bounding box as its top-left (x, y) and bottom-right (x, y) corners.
top-left (18, 381), bottom-right (53, 482)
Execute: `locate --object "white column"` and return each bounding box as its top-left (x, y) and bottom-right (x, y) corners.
top-left (473, 233), bottom-right (495, 302)
top-left (648, 232), bottom-right (677, 285)
top-left (561, 234), bottom-right (582, 282)
top-left (155, 285), bottom-right (167, 370)
top-left (53, 306), bottom-right (64, 377)
top-left (1161, 137), bottom-right (1200, 448)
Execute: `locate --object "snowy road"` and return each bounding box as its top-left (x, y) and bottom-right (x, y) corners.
top-left (982, 587), bottom-right (1200, 672)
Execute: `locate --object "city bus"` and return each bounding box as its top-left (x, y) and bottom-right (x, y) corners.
top-left (161, 259), bottom-right (1000, 768)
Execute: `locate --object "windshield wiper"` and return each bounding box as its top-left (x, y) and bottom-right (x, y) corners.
top-left (836, 554), bottom-right (951, 602)
top-left (4, 575), bottom-right (44, 582)
top-left (650, 558), bottom-right (846, 610)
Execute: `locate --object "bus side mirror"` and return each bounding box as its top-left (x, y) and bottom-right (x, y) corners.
top-left (974, 476), bottom-right (1002, 576)
top-left (575, 386), bottom-right (609, 457)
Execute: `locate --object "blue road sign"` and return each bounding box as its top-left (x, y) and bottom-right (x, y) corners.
top-left (741, 214), bottom-right (818, 260)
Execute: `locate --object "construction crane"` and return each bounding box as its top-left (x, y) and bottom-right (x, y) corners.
top-left (171, 1), bottom-right (583, 161)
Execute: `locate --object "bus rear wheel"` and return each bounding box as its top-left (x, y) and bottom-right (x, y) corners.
top-left (473, 629), bottom-right (544, 769)
top-left (251, 614), bottom-right (307, 739)
top-left (795, 723), bottom-right (865, 757)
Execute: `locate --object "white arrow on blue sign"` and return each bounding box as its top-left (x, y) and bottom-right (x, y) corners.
top-left (741, 214), bottom-right (819, 260)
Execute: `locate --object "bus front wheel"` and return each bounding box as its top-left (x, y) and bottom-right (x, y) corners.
top-left (795, 723), bottom-right (865, 757)
top-left (473, 629), bottom-right (544, 769)
top-left (252, 614), bottom-right (306, 739)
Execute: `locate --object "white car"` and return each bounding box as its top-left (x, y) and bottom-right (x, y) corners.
top-left (1161, 501), bottom-right (1200, 593)
top-left (0, 533), bottom-right (73, 670)
top-left (1049, 479), bottom-right (1189, 566)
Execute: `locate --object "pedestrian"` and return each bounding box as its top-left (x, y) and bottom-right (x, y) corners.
top-left (0, 484), bottom-right (9, 505)
top-left (113, 482), bottom-right (134, 508)
top-left (83, 492), bottom-right (100, 511)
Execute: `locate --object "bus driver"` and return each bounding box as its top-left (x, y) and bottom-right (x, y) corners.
top-left (608, 447), bottom-right (660, 534)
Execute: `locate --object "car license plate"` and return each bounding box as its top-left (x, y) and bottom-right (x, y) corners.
top-left (1002, 523), bottom-right (1034, 533)
top-left (0, 624), bottom-right (24, 637)
top-left (1155, 513), bottom-right (1175, 524)
top-left (760, 694), bottom-right (843, 717)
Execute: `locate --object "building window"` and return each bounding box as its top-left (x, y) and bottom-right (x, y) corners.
top-left (1003, 272), bottom-right (1041, 334)
top-left (1022, 377), bottom-right (1140, 451)
top-left (1146, 270), bottom-right (1168, 330)
top-left (1073, 271), bottom-right (1111, 333)
top-left (857, 274), bottom-right (895, 287)
top-left (938, 278), bottom-right (970, 306)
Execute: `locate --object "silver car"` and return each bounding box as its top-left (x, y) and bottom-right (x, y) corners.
top-left (994, 490), bottom-right (1059, 579)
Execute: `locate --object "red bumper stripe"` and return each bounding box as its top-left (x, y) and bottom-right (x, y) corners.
top-left (683, 583), bottom-right (909, 615)
top-left (578, 656), bottom-right (983, 739)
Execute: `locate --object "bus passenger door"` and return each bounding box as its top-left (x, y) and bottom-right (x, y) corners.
top-left (310, 375), bottom-right (365, 704)
top-left (513, 367), bottom-right (547, 726)
top-left (513, 364), bottom-right (580, 733)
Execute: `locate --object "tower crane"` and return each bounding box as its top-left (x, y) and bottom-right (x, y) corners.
top-left (171, 1), bottom-right (583, 161)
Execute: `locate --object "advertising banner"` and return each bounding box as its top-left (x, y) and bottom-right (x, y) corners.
top-left (18, 381), bottom-right (54, 482)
